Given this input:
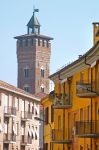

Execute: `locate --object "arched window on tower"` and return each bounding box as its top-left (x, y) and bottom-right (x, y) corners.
top-left (41, 67), bottom-right (45, 78)
top-left (24, 67), bottom-right (29, 78)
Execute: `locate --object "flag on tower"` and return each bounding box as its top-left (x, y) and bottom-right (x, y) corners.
top-left (34, 9), bottom-right (39, 12)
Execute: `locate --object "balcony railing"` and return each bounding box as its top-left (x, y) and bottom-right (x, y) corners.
top-left (76, 121), bottom-right (99, 138)
top-left (76, 80), bottom-right (99, 97)
top-left (53, 94), bottom-right (72, 109)
top-left (4, 106), bottom-right (16, 116)
top-left (3, 133), bottom-right (16, 143)
top-left (21, 111), bottom-right (32, 120)
top-left (21, 135), bottom-right (32, 145)
top-left (52, 129), bottom-right (72, 144)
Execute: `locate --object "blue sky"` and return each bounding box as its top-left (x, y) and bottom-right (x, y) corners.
top-left (0, 0), bottom-right (99, 86)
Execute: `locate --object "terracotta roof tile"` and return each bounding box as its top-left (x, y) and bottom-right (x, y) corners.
top-left (0, 80), bottom-right (40, 101)
top-left (34, 92), bottom-right (47, 99)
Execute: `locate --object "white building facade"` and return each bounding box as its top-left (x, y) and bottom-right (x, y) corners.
top-left (0, 80), bottom-right (40, 150)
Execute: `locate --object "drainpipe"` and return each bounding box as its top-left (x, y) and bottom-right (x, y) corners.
top-left (85, 56), bottom-right (92, 150)
top-left (40, 104), bottom-right (44, 150)
top-left (63, 82), bottom-right (65, 150)
top-left (58, 73), bottom-right (65, 150)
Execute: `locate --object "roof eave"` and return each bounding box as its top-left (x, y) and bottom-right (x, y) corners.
top-left (49, 41), bottom-right (99, 80)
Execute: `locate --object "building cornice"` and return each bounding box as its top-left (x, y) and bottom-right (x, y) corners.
top-left (0, 81), bottom-right (40, 102)
top-left (14, 33), bottom-right (53, 40)
top-left (49, 42), bottom-right (99, 83)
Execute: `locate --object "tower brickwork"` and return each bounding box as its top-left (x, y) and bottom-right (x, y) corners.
top-left (15, 10), bottom-right (53, 94)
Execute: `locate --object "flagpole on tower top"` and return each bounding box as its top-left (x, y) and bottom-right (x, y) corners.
top-left (33, 5), bottom-right (39, 14)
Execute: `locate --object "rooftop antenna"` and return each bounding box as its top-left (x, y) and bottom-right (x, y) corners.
top-left (33, 5), bottom-right (35, 14)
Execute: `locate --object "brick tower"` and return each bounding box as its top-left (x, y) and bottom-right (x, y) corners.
top-left (15, 9), bottom-right (53, 94)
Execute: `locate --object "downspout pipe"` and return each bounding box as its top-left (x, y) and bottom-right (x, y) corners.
top-left (84, 56), bottom-right (92, 150)
top-left (58, 74), bottom-right (65, 150)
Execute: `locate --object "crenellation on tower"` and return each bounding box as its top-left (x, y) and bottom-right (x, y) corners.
top-left (14, 10), bottom-right (53, 94)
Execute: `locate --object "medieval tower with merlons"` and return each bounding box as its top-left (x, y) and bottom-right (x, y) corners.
top-left (15, 9), bottom-right (53, 94)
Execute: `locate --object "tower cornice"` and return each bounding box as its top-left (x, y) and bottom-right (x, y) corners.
top-left (14, 33), bottom-right (53, 40)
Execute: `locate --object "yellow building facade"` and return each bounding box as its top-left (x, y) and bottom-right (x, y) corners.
top-left (41, 93), bottom-right (54, 150)
top-left (42, 22), bottom-right (99, 150)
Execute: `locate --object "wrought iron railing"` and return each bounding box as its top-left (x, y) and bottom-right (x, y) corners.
top-left (52, 129), bottom-right (72, 143)
top-left (76, 121), bottom-right (99, 137)
top-left (76, 80), bottom-right (99, 97)
top-left (4, 106), bottom-right (16, 116)
top-left (53, 93), bottom-right (72, 109)
top-left (4, 133), bottom-right (16, 142)
top-left (21, 111), bottom-right (32, 120)
top-left (21, 135), bottom-right (32, 144)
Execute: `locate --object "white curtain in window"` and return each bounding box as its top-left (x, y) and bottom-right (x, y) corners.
top-left (34, 127), bottom-right (39, 138)
top-left (21, 124), bottom-right (24, 135)
top-left (4, 95), bottom-right (8, 106)
top-left (4, 95), bottom-right (8, 113)
top-left (34, 103), bottom-right (39, 115)
top-left (4, 123), bottom-right (7, 133)
top-left (13, 125), bottom-right (16, 134)
top-left (28, 126), bottom-right (31, 136)
top-left (21, 100), bottom-right (24, 118)
top-left (16, 123), bottom-right (18, 135)
top-left (32, 126), bottom-right (35, 137)
top-left (0, 124), bottom-right (2, 132)
top-left (15, 98), bottom-right (18, 110)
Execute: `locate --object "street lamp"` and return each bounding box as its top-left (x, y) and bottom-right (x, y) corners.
top-left (34, 117), bottom-right (52, 150)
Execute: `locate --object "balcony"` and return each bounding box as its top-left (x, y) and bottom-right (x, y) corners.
top-left (21, 135), bottom-right (32, 145)
top-left (52, 129), bottom-right (72, 144)
top-left (76, 121), bottom-right (99, 138)
top-left (3, 133), bottom-right (16, 143)
top-left (53, 94), bottom-right (72, 109)
top-left (21, 111), bottom-right (32, 121)
top-left (76, 80), bottom-right (99, 97)
top-left (4, 106), bottom-right (16, 117)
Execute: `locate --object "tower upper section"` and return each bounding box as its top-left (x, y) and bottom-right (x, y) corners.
top-left (27, 9), bottom-right (40, 34)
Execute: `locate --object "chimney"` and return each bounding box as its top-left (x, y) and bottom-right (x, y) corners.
top-left (93, 22), bottom-right (99, 45)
